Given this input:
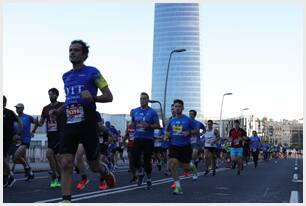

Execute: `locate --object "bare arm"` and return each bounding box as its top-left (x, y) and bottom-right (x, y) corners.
top-left (32, 116), bottom-right (46, 133)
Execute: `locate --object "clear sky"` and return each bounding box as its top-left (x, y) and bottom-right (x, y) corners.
top-left (3, 2), bottom-right (303, 121)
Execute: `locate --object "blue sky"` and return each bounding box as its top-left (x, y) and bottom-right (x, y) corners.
top-left (3, 2), bottom-right (303, 121)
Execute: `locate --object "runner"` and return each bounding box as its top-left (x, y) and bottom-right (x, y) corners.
top-left (203, 120), bottom-right (220, 176)
top-left (14, 103), bottom-right (38, 181)
top-left (153, 128), bottom-right (164, 172)
top-left (106, 121), bottom-right (120, 171)
top-left (3, 95), bottom-right (23, 187)
top-left (188, 110), bottom-right (206, 180)
top-left (131, 92), bottom-right (160, 189)
top-left (282, 144), bottom-right (287, 159)
top-left (228, 120), bottom-right (247, 175)
top-left (262, 141), bottom-right (269, 161)
top-left (32, 88), bottom-right (64, 188)
top-left (124, 119), bottom-right (137, 183)
top-left (163, 103), bottom-right (176, 177)
top-left (273, 141), bottom-right (280, 163)
top-left (242, 135), bottom-right (251, 170)
top-left (249, 130), bottom-right (261, 168)
top-left (166, 99), bottom-right (196, 195)
top-left (58, 40), bottom-right (115, 202)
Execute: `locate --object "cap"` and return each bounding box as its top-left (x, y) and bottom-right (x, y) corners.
top-left (15, 103), bottom-right (24, 108)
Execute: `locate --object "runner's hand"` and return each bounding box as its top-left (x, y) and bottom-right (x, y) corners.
top-left (81, 90), bottom-right (94, 102)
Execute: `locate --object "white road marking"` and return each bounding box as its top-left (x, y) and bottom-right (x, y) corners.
top-left (289, 191), bottom-right (299, 203)
top-left (263, 187), bottom-right (269, 197)
top-left (293, 173), bottom-right (298, 180)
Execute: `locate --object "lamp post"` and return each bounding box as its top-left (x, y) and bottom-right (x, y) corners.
top-left (149, 100), bottom-right (165, 128)
top-left (219, 92), bottom-right (233, 138)
top-left (163, 49), bottom-right (186, 119)
top-left (241, 108), bottom-right (249, 132)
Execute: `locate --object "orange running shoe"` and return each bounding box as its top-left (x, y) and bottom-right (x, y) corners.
top-left (76, 179), bottom-right (89, 190)
top-left (171, 182), bottom-right (176, 189)
top-left (99, 181), bottom-right (107, 191)
top-left (104, 171), bottom-right (116, 188)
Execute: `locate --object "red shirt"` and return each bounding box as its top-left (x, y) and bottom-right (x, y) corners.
top-left (229, 128), bottom-right (246, 148)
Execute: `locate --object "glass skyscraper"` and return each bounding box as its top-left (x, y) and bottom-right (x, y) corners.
top-left (151, 3), bottom-right (201, 118)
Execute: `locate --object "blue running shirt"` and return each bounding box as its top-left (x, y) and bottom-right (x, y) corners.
top-left (18, 114), bottom-right (34, 144)
top-left (131, 107), bottom-right (159, 140)
top-left (169, 115), bottom-right (196, 147)
top-left (62, 66), bottom-right (108, 124)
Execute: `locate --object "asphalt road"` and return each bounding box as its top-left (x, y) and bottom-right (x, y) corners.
top-left (3, 157), bottom-right (303, 203)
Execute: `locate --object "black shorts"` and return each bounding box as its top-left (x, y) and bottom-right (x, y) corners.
top-left (154, 147), bottom-right (163, 154)
top-left (243, 148), bottom-right (250, 157)
top-left (99, 143), bottom-right (108, 156)
top-left (47, 133), bottom-right (61, 154)
top-left (127, 145), bottom-right (133, 153)
top-left (117, 147), bottom-right (124, 153)
top-left (168, 144), bottom-right (192, 164)
top-left (59, 109), bottom-right (100, 161)
top-left (3, 137), bottom-right (13, 157)
top-left (204, 147), bottom-right (217, 154)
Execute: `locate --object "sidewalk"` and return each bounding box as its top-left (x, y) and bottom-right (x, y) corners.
top-left (10, 160), bottom-right (129, 174)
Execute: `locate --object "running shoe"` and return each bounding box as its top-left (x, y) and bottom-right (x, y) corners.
top-left (50, 179), bottom-right (57, 188)
top-left (164, 170), bottom-right (170, 176)
top-left (137, 173), bottom-right (144, 186)
top-left (25, 172), bottom-right (34, 181)
top-left (55, 178), bottom-right (61, 188)
top-left (105, 171), bottom-right (116, 188)
top-left (62, 200), bottom-right (71, 203)
top-left (129, 176), bottom-right (137, 183)
top-left (3, 176), bottom-right (8, 188)
top-left (171, 182), bottom-right (176, 189)
top-left (146, 180), bottom-right (152, 190)
top-left (190, 163), bottom-right (197, 176)
top-left (99, 181), bottom-right (107, 191)
top-left (212, 170), bottom-right (216, 176)
top-left (192, 174), bottom-right (198, 180)
top-left (173, 186), bottom-right (183, 195)
top-left (204, 170), bottom-right (209, 176)
top-left (7, 175), bottom-right (16, 187)
top-left (183, 171), bottom-right (190, 177)
top-left (76, 179), bottom-right (89, 190)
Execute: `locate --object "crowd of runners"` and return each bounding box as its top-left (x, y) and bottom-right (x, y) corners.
top-left (3, 40), bottom-right (301, 202)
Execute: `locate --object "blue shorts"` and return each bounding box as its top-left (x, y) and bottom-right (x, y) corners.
top-left (230, 147), bottom-right (243, 157)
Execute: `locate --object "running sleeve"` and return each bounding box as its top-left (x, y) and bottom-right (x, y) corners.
top-left (93, 69), bottom-right (108, 89)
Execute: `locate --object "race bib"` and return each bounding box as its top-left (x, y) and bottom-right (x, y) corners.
top-left (66, 104), bottom-right (85, 124)
top-left (129, 134), bottom-right (134, 141)
top-left (191, 136), bottom-right (197, 144)
top-left (47, 110), bottom-right (58, 132)
top-left (233, 138), bottom-right (240, 145)
top-left (252, 148), bottom-right (257, 152)
top-left (99, 138), bottom-right (104, 144)
top-left (154, 141), bottom-right (162, 147)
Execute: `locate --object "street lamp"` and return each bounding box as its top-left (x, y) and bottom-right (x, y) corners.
top-left (219, 92), bottom-right (233, 138)
top-left (241, 108), bottom-right (249, 116)
top-left (241, 108), bottom-right (249, 134)
top-left (149, 100), bottom-right (165, 128)
top-left (163, 48), bottom-right (186, 119)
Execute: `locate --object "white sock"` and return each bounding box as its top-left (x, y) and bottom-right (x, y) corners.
top-left (175, 180), bottom-right (181, 188)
